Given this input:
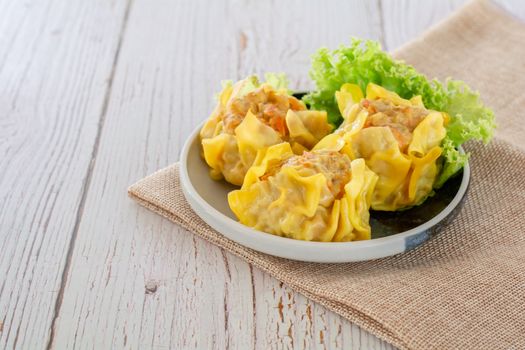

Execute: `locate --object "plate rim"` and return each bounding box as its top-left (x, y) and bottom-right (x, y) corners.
top-left (180, 121), bottom-right (470, 263)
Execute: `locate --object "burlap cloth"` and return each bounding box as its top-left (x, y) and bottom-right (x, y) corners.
top-left (128, 1), bottom-right (525, 349)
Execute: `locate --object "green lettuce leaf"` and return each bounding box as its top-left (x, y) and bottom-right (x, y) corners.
top-left (264, 72), bottom-right (290, 93)
top-left (216, 73), bottom-right (291, 101)
top-left (304, 38), bottom-right (495, 188)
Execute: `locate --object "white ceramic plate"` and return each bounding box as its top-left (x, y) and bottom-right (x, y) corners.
top-left (180, 122), bottom-right (470, 263)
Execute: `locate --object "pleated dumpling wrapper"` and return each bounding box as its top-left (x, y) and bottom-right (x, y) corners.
top-left (315, 83), bottom-right (448, 211)
top-left (228, 142), bottom-right (378, 242)
top-left (200, 74), bottom-right (333, 186)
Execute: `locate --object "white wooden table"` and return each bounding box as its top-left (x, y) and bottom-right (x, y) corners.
top-left (1, 0), bottom-right (523, 349)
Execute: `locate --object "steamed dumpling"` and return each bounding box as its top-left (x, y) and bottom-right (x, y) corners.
top-left (228, 142), bottom-right (378, 242)
top-left (200, 75), bottom-right (333, 186)
top-left (316, 83), bottom-right (448, 211)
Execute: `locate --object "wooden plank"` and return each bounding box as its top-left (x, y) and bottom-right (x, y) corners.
top-left (0, 0), bottom-right (129, 348)
top-left (380, 0), bottom-right (467, 51)
top-left (381, 0), bottom-right (525, 52)
top-left (49, 0), bottom-right (396, 349)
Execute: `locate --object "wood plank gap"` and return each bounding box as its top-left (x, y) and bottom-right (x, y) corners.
top-left (249, 265), bottom-right (257, 348)
top-left (44, 0), bottom-right (135, 348)
top-left (377, 0), bottom-right (387, 49)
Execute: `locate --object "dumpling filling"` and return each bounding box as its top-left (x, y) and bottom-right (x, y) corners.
top-left (360, 98), bottom-right (429, 152)
top-left (222, 84), bottom-right (306, 137)
top-left (278, 150), bottom-right (353, 199)
top-left (228, 143), bottom-right (377, 242)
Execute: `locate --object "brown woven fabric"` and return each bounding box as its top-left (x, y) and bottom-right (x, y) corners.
top-left (128, 1), bottom-right (525, 349)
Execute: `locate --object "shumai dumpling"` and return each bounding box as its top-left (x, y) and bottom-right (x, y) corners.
top-left (200, 75), bottom-right (333, 186)
top-left (228, 142), bottom-right (378, 242)
top-left (316, 83), bottom-right (448, 211)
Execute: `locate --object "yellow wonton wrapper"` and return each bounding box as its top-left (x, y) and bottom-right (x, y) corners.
top-left (200, 77), bottom-right (333, 186)
top-left (228, 142), bottom-right (378, 242)
top-left (316, 83), bottom-right (448, 211)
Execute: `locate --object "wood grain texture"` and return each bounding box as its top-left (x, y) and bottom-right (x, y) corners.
top-left (380, 0), bottom-right (467, 50)
top-left (381, 0), bottom-right (524, 52)
top-left (0, 0), bottom-right (129, 348)
top-left (49, 0), bottom-right (394, 349)
top-left (2, 0), bottom-right (525, 349)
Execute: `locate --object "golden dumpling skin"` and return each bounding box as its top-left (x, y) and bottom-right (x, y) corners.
top-left (228, 142), bottom-right (378, 242)
top-left (200, 76), bottom-right (333, 186)
top-left (319, 83), bottom-right (448, 211)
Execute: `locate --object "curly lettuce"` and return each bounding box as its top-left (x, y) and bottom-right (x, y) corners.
top-left (303, 38), bottom-right (496, 188)
top-left (264, 72), bottom-right (290, 92)
top-left (217, 73), bottom-right (291, 102)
